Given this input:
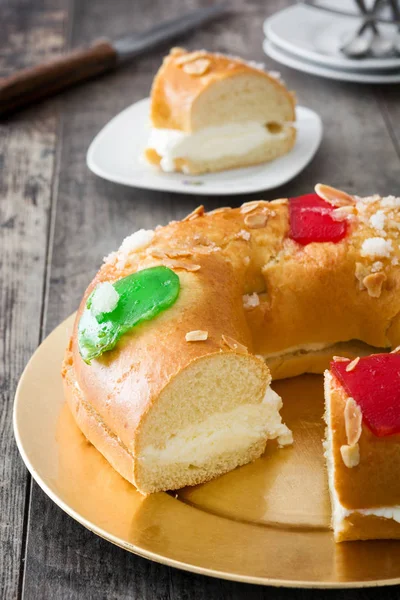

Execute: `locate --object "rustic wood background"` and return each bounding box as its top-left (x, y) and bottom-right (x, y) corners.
top-left (1, 0), bottom-right (400, 597)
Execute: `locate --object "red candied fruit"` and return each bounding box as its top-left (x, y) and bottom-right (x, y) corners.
top-left (289, 193), bottom-right (348, 245)
top-left (331, 354), bottom-right (400, 437)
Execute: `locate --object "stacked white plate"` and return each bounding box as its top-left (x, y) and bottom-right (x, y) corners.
top-left (263, 0), bottom-right (400, 84)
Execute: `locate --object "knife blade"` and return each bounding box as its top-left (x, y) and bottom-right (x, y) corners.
top-left (0, 4), bottom-right (227, 117)
top-left (114, 4), bottom-right (227, 61)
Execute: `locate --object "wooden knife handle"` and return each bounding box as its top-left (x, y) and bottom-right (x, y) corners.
top-left (0, 40), bottom-right (118, 117)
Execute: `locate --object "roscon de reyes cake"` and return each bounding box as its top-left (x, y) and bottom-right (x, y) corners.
top-left (63, 181), bottom-right (400, 547)
top-left (61, 43), bottom-right (400, 545)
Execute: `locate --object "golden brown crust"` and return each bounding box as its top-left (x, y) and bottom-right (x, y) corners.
top-left (149, 48), bottom-right (295, 132)
top-left (63, 356), bottom-right (137, 486)
top-left (253, 195), bottom-right (400, 354)
top-left (329, 373), bottom-right (400, 509)
top-left (63, 348), bottom-right (269, 494)
top-left (68, 251), bottom-right (261, 457)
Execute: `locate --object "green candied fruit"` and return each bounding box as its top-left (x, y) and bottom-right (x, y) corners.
top-left (78, 266), bottom-right (180, 364)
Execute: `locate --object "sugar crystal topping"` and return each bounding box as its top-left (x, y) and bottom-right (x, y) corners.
top-left (104, 229), bottom-right (155, 269)
top-left (90, 282), bottom-right (119, 317)
top-left (360, 237), bottom-right (392, 259)
top-left (369, 210), bottom-right (386, 232)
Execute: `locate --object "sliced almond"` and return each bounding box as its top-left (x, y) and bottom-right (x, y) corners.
top-left (221, 334), bottom-right (248, 354)
top-left (355, 262), bottom-right (368, 290)
top-left (182, 58), bottom-right (210, 76)
top-left (185, 330), bottom-right (208, 342)
top-left (344, 397), bottom-right (362, 446)
top-left (207, 207), bottom-right (231, 215)
top-left (192, 244), bottom-right (220, 255)
top-left (244, 213), bottom-right (268, 229)
top-left (150, 247), bottom-right (193, 260)
top-left (270, 198), bottom-right (288, 207)
top-left (163, 260), bottom-right (201, 272)
top-left (148, 248), bottom-right (167, 259)
top-left (170, 47), bottom-right (186, 57)
top-left (315, 183), bottom-right (355, 207)
top-left (165, 249), bottom-right (192, 259)
top-left (183, 205), bottom-right (205, 221)
top-left (340, 444), bottom-right (360, 468)
top-left (346, 357), bottom-right (360, 372)
top-left (331, 206), bottom-right (357, 222)
top-left (362, 272), bottom-right (386, 298)
top-left (391, 345), bottom-right (400, 354)
top-left (240, 201), bottom-right (261, 214)
top-left (175, 51), bottom-right (206, 65)
top-left (333, 356), bottom-right (349, 362)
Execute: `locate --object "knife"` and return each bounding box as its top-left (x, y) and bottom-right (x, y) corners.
top-left (0, 4), bottom-right (227, 117)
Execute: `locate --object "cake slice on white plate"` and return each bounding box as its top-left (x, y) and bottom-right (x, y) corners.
top-left (145, 48), bottom-right (296, 175)
top-left (324, 353), bottom-right (400, 542)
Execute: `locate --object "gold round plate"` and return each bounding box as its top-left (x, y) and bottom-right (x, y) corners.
top-left (13, 315), bottom-right (400, 588)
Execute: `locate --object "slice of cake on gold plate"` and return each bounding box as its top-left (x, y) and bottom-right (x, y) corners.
top-left (144, 48), bottom-right (296, 175)
top-left (324, 354), bottom-right (400, 542)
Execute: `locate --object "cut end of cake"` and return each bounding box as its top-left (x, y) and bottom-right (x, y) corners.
top-left (63, 348), bottom-right (292, 496)
top-left (324, 364), bottom-right (400, 542)
top-left (134, 353), bottom-right (292, 493)
top-left (145, 124), bottom-right (296, 175)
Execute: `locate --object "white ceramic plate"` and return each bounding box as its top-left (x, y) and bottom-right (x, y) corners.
top-left (263, 39), bottom-right (400, 84)
top-left (264, 1), bottom-right (400, 72)
top-left (87, 98), bottom-right (322, 196)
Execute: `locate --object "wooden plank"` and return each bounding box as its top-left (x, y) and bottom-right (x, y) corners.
top-left (275, 70), bottom-right (400, 197)
top-left (378, 87), bottom-right (400, 162)
top-left (0, 4), bottom-right (67, 599)
top-left (21, 0), bottom-right (400, 597)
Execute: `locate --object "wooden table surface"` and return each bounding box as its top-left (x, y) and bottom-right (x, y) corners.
top-left (1, 0), bottom-right (400, 597)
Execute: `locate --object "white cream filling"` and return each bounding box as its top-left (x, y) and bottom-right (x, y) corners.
top-left (147, 121), bottom-right (288, 173)
top-left (324, 372), bottom-right (400, 532)
top-left (140, 386), bottom-right (292, 466)
top-left (263, 342), bottom-right (333, 360)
